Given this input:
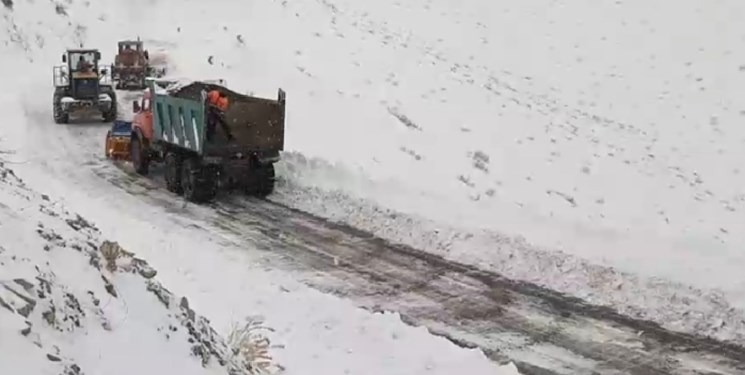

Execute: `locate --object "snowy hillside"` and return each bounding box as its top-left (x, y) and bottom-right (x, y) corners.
top-left (2, 0), bottom-right (745, 364)
top-left (101, 0), bottom-right (745, 343)
top-left (0, 160), bottom-right (283, 374)
top-left (0, 2), bottom-right (525, 374)
top-left (0, 123), bottom-right (519, 374)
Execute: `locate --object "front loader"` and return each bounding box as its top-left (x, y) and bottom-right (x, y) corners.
top-left (53, 48), bottom-right (117, 123)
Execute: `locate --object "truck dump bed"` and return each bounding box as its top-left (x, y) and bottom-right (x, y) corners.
top-left (149, 79), bottom-right (286, 156)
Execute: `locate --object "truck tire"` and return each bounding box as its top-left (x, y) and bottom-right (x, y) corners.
top-left (130, 136), bottom-right (150, 175)
top-left (164, 152), bottom-right (183, 195)
top-left (245, 164), bottom-right (275, 197)
top-left (180, 158), bottom-right (217, 203)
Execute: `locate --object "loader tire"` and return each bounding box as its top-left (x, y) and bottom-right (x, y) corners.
top-left (102, 109), bottom-right (116, 122)
top-left (245, 164), bottom-right (275, 198)
top-left (164, 152), bottom-right (183, 195)
top-left (104, 130), bottom-right (112, 159)
top-left (180, 158), bottom-right (217, 203)
top-left (101, 91), bottom-right (117, 122)
top-left (53, 95), bottom-right (68, 124)
top-left (130, 136), bottom-right (150, 175)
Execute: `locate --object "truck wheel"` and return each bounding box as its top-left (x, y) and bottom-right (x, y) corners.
top-left (245, 164), bottom-right (275, 197)
top-left (201, 167), bottom-right (219, 202)
top-left (181, 159), bottom-right (218, 203)
top-left (164, 152), bottom-right (183, 195)
top-left (130, 136), bottom-right (150, 175)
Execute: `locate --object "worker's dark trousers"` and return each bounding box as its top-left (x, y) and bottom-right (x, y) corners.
top-left (206, 108), bottom-right (232, 141)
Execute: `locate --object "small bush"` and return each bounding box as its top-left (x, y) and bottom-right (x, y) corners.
top-left (226, 317), bottom-right (284, 374)
top-left (100, 241), bottom-right (122, 272)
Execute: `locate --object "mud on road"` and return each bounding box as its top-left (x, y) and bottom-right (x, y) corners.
top-left (95, 162), bottom-right (745, 375)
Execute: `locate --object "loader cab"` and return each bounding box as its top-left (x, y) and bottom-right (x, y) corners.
top-left (118, 41), bottom-right (145, 54)
top-left (61, 49), bottom-right (105, 100)
top-left (117, 40), bottom-right (149, 62)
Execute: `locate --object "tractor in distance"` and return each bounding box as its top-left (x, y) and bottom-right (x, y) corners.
top-left (111, 39), bottom-right (165, 90)
top-left (53, 48), bottom-right (117, 123)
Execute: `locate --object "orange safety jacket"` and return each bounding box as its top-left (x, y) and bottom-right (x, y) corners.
top-left (207, 90), bottom-right (229, 111)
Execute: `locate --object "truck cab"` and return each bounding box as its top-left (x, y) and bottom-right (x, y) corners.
top-left (132, 88), bottom-right (154, 141)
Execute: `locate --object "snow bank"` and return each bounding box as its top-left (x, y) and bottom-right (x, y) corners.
top-left (0, 160), bottom-right (283, 375)
top-left (272, 152), bottom-right (745, 346)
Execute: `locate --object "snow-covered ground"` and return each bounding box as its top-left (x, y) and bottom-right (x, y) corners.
top-left (1, 2), bottom-right (523, 374)
top-left (0, 160), bottom-right (281, 375)
top-left (0, 154), bottom-right (522, 374)
top-left (2, 0), bottom-right (745, 360)
top-left (116, 0), bottom-right (745, 343)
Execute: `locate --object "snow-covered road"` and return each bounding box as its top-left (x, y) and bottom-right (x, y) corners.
top-left (3, 87), bottom-right (741, 373)
top-left (78, 149), bottom-right (745, 374)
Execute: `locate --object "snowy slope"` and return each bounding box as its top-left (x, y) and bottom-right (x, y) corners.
top-left (0, 143), bottom-right (521, 375)
top-left (0, 161), bottom-right (281, 375)
top-left (2, 0), bottom-right (745, 354)
top-left (99, 0), bottom-right (745, 343)
top-left (0, 2), bottom-right (523, 374)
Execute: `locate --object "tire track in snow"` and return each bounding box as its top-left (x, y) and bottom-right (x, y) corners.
top-left (91, 162), bottom-right (745, 375)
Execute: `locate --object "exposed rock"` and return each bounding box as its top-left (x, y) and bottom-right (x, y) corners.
top-left (62, 364), bottom-right (82, 375)
top-left (36, 276), bottom-right (52, 299)
top-left (42, 306), bottom-right (56, 326)
top-left (0, 295), bottom-right (13, 312)
top-left (46, 353), bottom-right (61, 362)
top-left (20, 321), bottom-right (32, 336)
top-left (16, 297), bottom-right (36, 318)
top-left (100, 275), bottom-right (117, 298)
top-left (147, 281), bottom-right (171, 308)
top-left (1, 283), bottom-right (37, 318)
top-left (133, 258), bottom-right (157, 279)
top-left (14, 278), bottom-right (35, 292)
top-left (180, 297), bottom-right (196, 322)
top-left (65, 214), bottom-right (97, 232)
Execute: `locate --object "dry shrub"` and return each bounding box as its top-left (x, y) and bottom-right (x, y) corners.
top-left (226, 316), bottom-right (285, 374)
top-left (100, 241), bottom-right (122, 272)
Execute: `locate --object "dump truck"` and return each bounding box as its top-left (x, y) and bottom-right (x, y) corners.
top-left (53, 48), bottom-right (117, 123)
top-left (105, 78), bottom-right (286, 202)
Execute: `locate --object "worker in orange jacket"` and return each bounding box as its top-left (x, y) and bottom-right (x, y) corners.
top-left (206, 89), bottom-right (234, 142)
